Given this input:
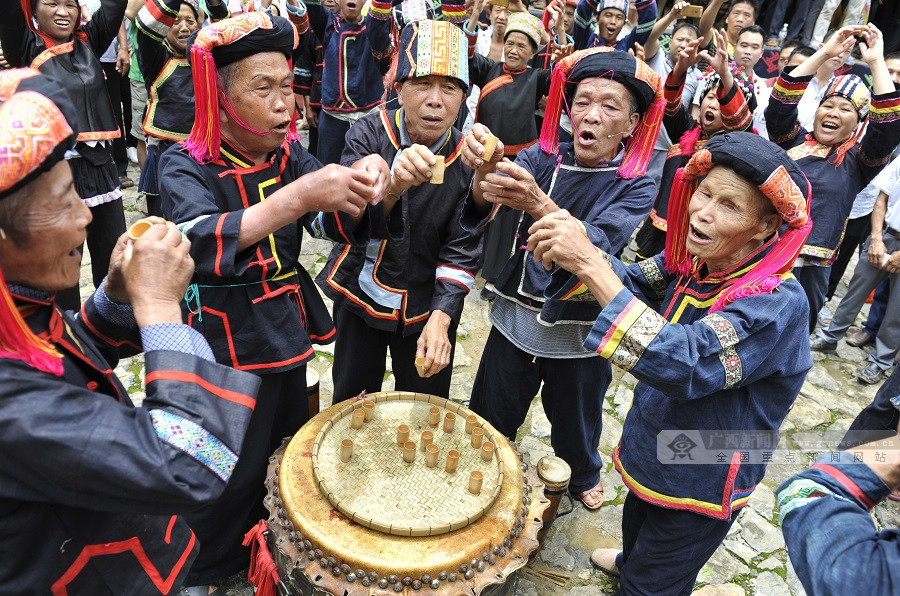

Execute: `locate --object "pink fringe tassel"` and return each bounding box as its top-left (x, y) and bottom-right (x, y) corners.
top-left (184, 47), bottom-right (221, 164)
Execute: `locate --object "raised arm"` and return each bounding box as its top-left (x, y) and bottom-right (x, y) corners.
top-left (698, 0), bottom-right (727, 50)
top-left (644, 0), bottom-right (686, 61)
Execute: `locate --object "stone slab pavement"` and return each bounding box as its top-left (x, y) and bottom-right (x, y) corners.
top-left (83, 160), bottom-right (897, 596)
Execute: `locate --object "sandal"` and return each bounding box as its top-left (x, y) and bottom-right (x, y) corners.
top-left (572, 480), bottom-right (604, 510)
top-left (119, 176), bottom-right (135, 189)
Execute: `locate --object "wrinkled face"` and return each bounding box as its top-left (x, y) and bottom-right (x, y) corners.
top-left (563, 6), bottom-right (575, 35)
top-left (0, 161), bottom-right (91, 291)
top-left (596, 8), bottom-right (626, 44)
top-left (220, 52), bottom-right (294, 159)
top-left (34, 0), bottom-right (79, 44)
top-left (686, 166), bottom-right (778, 272)
top-left (725, 1), bottom-right (754, 40)
top-left (395, 75), bottom-right (465, 147)
top-left (734, 31), bottom-right (764, 68)
top-left (668, 27), bottom-right (698, 65)
top-left (490, 5), bottom-right (508, 34)
top-left (813, 95), bottom-right (859, 147)
top-left (569, 77), bottom-right (640, 168)
top-left (165, 4), bottom-right (201, 54)
top-left (886, 58), bottom-right (900, 87)
top-left (504, 32), bottom-right (536, 71)
top-left (777, 46), bottom-right (796, 72)
top-left (338, 0), bottom-right (362, 23)
top-left (698, 88), bottom-right (724, 134)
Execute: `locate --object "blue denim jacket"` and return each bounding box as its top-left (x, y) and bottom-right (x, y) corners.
top-left (778, 451), bottom-right (900, 595)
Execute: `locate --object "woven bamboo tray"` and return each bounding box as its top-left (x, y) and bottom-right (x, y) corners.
top-left (311, 393), bottom-right (504, 536)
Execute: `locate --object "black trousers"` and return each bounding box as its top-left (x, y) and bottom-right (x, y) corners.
top-left (469, 327), bottom-right (607, 493)
top-left (184, 365), bottom-right (309, 585)
top-left (840, 364), bottom-right (900, 449)
top-left (827, 214), bottom-right (871, 301)
top-left (331, 304), bottom-right (457, 403)
top-left (793, 264), bottom-right (830, 333)
top-left (101, 62), bottom-right (129, 178)
top-left (615, 492), bottom-right (738, 596)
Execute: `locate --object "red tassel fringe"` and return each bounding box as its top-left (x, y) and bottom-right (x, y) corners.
top-left (539, 63), bottom-right (567, 155)
top-left (184, 47), bottom-right (221, 164)
top-left (663, 167), bottom-right (695, 276)
top-left (618, 97), bottom-right (665, 179)
top-left (242, 520), bottom-right (279, 596)
top-left (0, 268), bottom-right (63, 376)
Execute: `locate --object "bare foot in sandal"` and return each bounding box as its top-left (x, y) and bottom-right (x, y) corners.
top-left (574, 480), bottom-right (604, 510)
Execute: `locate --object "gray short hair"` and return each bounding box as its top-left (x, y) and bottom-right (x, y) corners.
top-left (0, 183), bottom-right (36, 244)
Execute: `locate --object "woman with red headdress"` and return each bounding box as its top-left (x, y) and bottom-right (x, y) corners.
top-left (0, 0), bottom-right (129, 312)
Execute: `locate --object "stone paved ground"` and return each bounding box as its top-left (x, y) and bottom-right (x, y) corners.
top-left (89, 158), bottom-right (900, 595)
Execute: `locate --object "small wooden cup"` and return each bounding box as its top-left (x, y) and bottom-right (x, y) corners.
top-left (469, 470), bottom-right (483, 495)
top-left (425, 443), bottom-right (439, 468)
top-left (482, 134), bottom-right (499, 161)
top-left (428, 406), bottom-right (440, 427)
top-left (446, 449), bottom-right (460, 473)
top-left (471, 427), bottom-right (484, 448)
top-left (127, 218), bottom-right (155, 240)
top-left (403, 441), bottom-right (417, 463)
top-left (351, 408), bottom-right (365, 430)
top-left (429, 156), bottom-right (445, 184)
top-left (397, 424), bottom-right (410, 446)
top-left (340, 439), bottom-right (353, 463)
top-left (421, 430), bottom-right (434, 452)
top-left (415, 356), bottom-right (427, 378)
top-left (362, 400), bottom-right (375, 422)
top-left (481, 441), bottom-right (495, 462)
top-left (465, 414), bottom-right (478, 434)
top-left (443, 412), bottom-right (456, 433)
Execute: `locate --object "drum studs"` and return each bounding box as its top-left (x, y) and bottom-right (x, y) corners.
top-left (503, 537), bottom-right (512, 548)
top-left (459, 564), bottom-right (468, 574)
top-left (388, 574), bottom-right (399, 584)
top-left (340, 564), bottom-right (351, 575)
top-left (319, 557), bottom-right (328, 568)
top-left (412, 579), bottom-right (422, 590)
top-left (499, 547), bottom-right (507, 558)
top-left (523, 496), bottom-right (531, 506)
top-left (430, 580), bottom-right (440, 589)
top-left (361, 578), bottom-right (371, 587)
top-left (402, 576), bottom-right (413, 586)
top-left (392, 583), bottom-right (403, 592)
top-left (448, 573), bottom-right (457, 582)
top-left (346, 573), bottom-right (357, 583)
top-left (488, 555), bottom-right (496, 565)
top-left (482, 552), bottom-right (490, 562)
top-left (464, 569), bottom-right (475, 580)
top-left (476, 561), bottom-right (485, 572)
top-left (524, 485), bottom-right (532, 495)
top-left (510, 528), bottom-right (520, 539)
top-left (331, 567), bottom-right (341, 577)
top-left (306, 552), bottom-right (315, 561)
top-left (368, 571), bottom-right (378, 582)
top-left (438, 571), bottom-right (448, 581)
top-left (379, 578), bottom-right (389, 589)
top-left (470, 558), bottom-right (479, 569)
top-left (421, 574), bottom-right (431, 584)
top-left (520, 463), bottom-right (528, 472)
top-left (493, 546), bottom-right (501, 555)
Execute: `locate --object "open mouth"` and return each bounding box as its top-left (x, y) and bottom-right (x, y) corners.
top-left (821, 121), bottom-right (840, 131)
top-left (346, 1), bottom-right (357, 9)
top-left (578, 130), bottom-right (597, 144)
top-left (689, 225), bottom-right (711, 242)
top-left (272, 120), bottom-right (291, 134)
top-left (54, 19), bottom-right (71, 28)
top-left (703, 111), bottom-right (717, 125)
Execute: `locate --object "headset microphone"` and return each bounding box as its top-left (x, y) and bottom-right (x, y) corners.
top-left (606, 131), bottom-right (629, 139)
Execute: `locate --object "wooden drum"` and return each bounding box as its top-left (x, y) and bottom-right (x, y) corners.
top-left (263, 392), bottom-right (550, 594)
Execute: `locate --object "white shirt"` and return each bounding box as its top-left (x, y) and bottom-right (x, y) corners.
top-left (752, 73), bottom-right (771, 140)
top-left (871, 155), bottom-right (900, 231)
top-left (463, 27), bottom-right (503, 133)
top-left (797, 76), bottom-right (831, 132)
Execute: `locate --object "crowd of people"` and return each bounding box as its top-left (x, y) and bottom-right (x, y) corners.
top-left (2, 0), bottom-right (900, 594)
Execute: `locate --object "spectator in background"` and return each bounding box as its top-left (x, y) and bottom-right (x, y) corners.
top-left (795, 29), bottom-right (853, 131)
top-left (766, 37), bottom-right (802, 85)
top-left (730, 24), bottom-right (770, 137)
top-left (812, 0), bottom-right (868, 46)
top-left (766, 24), bottom-right (900, 334)
top-left (699, 0), bottom-right (757, 58)
top-left (299, 0), bottom-right (393, 164)
top-left (764, 0), bottom-right (811, 48)
top-left (573, 0), bottom-right (658, 51)
top-left (0, 0), bottom-right (128, 312)
top-left (812, 154), bottom-right (900, 385)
